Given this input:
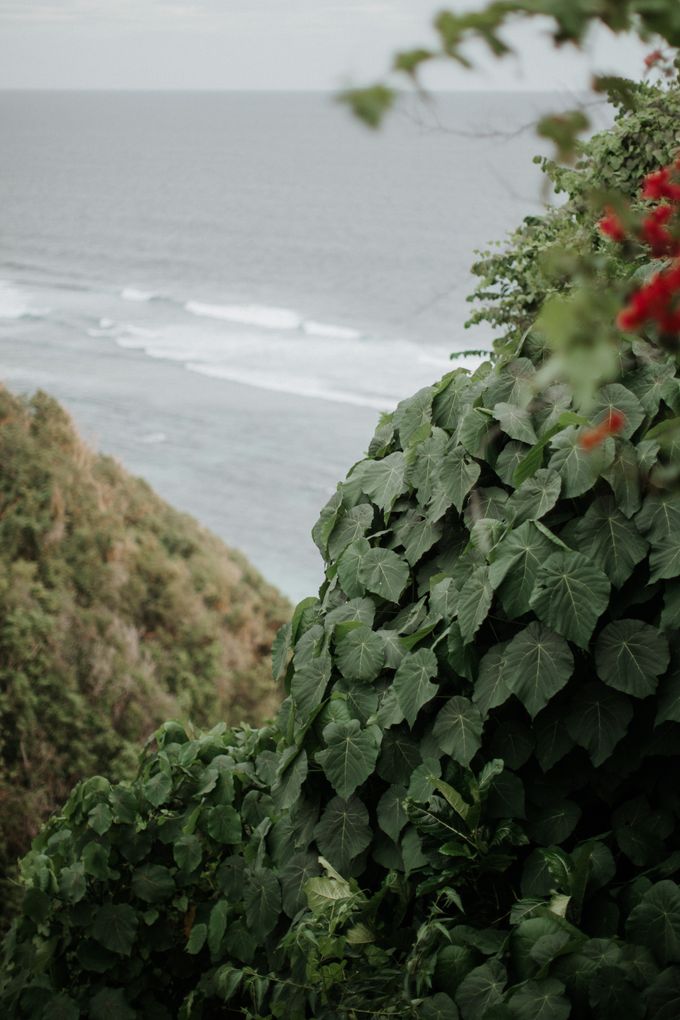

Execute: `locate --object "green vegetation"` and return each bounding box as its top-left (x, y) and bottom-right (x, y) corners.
top-left (4, 3), bottom-right (680, 1016)
top-left (0, 386), bottom-right (289, 922)
top-left (467, 77), bottom-right (680, 352)
top-left (4, 181), bottom-right (680, 1012)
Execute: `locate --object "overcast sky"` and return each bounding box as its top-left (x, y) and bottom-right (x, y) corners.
top-left (0, 0), bottom-right (652, 91)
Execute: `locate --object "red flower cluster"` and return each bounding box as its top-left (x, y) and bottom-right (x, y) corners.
top-left (617, 262), bottom-right (680, 334)
top-left (642, 165), bottom-right (680, 203)
top-left (598, 157), bottom-right (680, 338)
top-left (580, 409), bottom-right (626, 451)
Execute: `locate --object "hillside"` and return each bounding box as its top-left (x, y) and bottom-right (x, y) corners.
top-left (0, 385), bottom-right (289, 910)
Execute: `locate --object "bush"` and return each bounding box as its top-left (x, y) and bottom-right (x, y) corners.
top-left (0, 387), bottom-right (289, 924)
top-left (4, 291), bottom-right (680, 1015)
top-left (466, 77), bottom-right (680, 353)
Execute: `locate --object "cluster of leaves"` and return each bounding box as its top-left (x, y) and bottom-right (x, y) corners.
top-left (0, 387), bottom-right (289, 925)
top-left (340, 1), bottom-right (680, 129)
top-left (4, 306), bottom-right (680, 1015)
top-left (466, 75), bottom-right (680, 352)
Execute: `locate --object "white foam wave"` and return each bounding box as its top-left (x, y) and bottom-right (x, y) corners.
top-left (121, 287), bottom-right (156, 302)
top-left (0, 281), bottom-right (33, 319)
top-left (184, 300), bottom-right (361, 341)
top-left (140, 431), bottom-right (167, 444)
top-left (302, 320), bottom-right (362, 341)
top-left (185, 363), bottom-right (397, 411)
top-left (185, 300), bottom-right (302, 331)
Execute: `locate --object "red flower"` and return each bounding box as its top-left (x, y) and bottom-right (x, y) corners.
top-left (644, 50), bottom-right (663, 69)
top-left (579, 409), bottom-right (626, 451)
top-left (599, 208), bottom-right (626, 242)
top-left (642, 167), bottom-right (680, 203)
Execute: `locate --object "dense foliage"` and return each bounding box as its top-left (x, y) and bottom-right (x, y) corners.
top-left (466, 77), bottom-right (680, 351)
top-left (0, 387), bottom-right (289, 922)
top-left (4, 167), bottom-right (680, 1011)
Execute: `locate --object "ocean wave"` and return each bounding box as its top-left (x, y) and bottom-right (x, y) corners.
top-left (185, 301), bottom-right (302, 331)
top-left (0, 283), bottom-right (33, 318)
top-left (185, 362), bottom-right (397, 411)
top-left (184, 299), bottom-right (361, 341)
top-left (302, 320), bottom-right (362, 341)
top-left (121, 287), bottom-right (156, 302)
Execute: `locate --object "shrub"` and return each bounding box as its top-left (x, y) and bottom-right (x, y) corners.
top-left (4, 218), bottom-right (680, 1014)
top-left (466, 76), bottom-right (680, 352)
top-left (0, 387), bottom-right (289, 924)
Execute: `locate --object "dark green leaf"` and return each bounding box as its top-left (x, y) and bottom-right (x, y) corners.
top-left (433, 697), bottom-right (483, 766)
top-left (91, 904), bottom-right (137, 956)
top-left (504, 622), bottom-right (573, 718)
top-left (595, 620), bottom-right (669, 698)
top-left (316, 719), bottom-right (381, 799)
top-left (566, 681), bottom-right (633, 766)
top-left (394, 648), bottom-right (439, 727)
top-left (360, 546), bottom-right (410, 602)
top-left (530, 550), bottom-right (610, 648)
top-left (313, 795), bottom-right (372, 872)
top-left (335, 624), bottom-right (385, 682)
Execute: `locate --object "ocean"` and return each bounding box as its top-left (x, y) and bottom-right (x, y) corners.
top-left (0, 90), bottom-right (611, 600)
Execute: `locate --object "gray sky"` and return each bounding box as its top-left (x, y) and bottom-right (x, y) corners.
top-left (0, 0), bottom-right (651, 91)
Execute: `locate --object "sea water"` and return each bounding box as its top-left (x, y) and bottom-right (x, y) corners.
top-left (0, 91), bottom-right (611, 599)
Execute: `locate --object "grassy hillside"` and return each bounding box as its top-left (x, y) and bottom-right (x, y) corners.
top-left (0, 385), bottom-right (289, 910)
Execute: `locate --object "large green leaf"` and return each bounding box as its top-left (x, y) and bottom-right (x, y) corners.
top-left (377, 785), bottom-right (408, 843)
top-left (528, 799), bottom-right (581, 846)
top-left (328, 504), bottom-right (374, 561)
top-left (394, 385), bottom-right (433, 447)
top-left (508, 978), bottom-right (570, 1020)
top-left (534, 701), bottom-right (574, 771)
top-left (244, 868), bottom-right (281, 940)
top-left (458, 566), bottom-right (493, 644)
top-left (548, 427), bottom-right (614, 497)
top-left (316, 719), bottom-right (381, 799)
top-left (91, 904), bottom-right (138, 956)
top-left (505, 469), bottom-right (561, 525)
top-left (408, 427), bottom-right (449, 506)
top-left (376, 730), bottom-right (422, 783)
top-left (565, 495), bottom-right (648, 588)
top-left (393, 509), bottom-right (443, 567)
top-left (335, 624), bottom-right (385, 682)
top-left (455, 960), bottom-right (506, 1020)
top-left (432, 371), bottom-right (475, 431)
top-left (439, 445), bottom-right (482, 512)
top-left (503, 623), bottom-right (574, 718)
top-left (359, 547), bottom-right (410, 602)
top-left (291, 650), bottom-right (332, 720)
top-left (394, 648), bottom-right (439, 727)
top-left (360, 451), bottom-right (407, 513)
top-left (626, 881), bottom-right (680, 965)
top-left (649, 532), bottom-right (680, 583)
top-left (313, 795), bottom-right (372, 873)
top-left (130, 865), bottom-right (174, 904)
top-left (473, 641), bottom-right (511, 719)
top-left (280, 852), bottom-right (321, 918)
top-left (337, 538), bottom-right (371, 598)
top-left (490, 521), bottom-right (557, 619)
top-left (530, 550), bottom-right (610, 648)
top-left (433, 696), bottom-right (483, 766)
top-left (595, 620), bottom-right (669, 698)
top-left (496, 441), bottom-right (530, 486)
top-left (602, 439), bottom-right (641, 518)
top-left (592, 383), bottom-right (645, 440)
top-left (494, 401), bottom-right (537, 445)
top-left (458, 408), bottom-right (495, 460)
top-left (566, 681), bottom-right (633, 766)
top-left (636, 492), bottom-right (680, 543)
